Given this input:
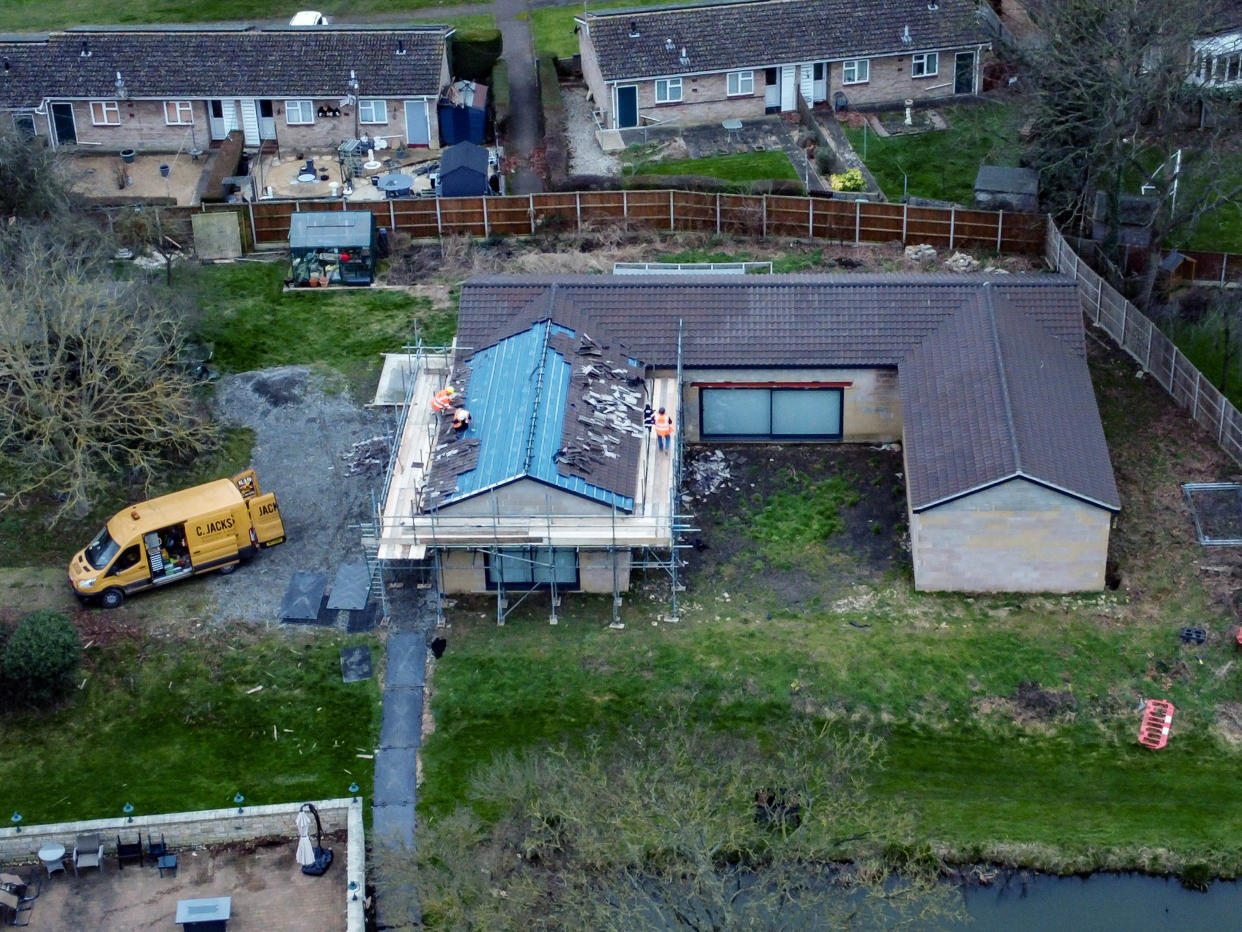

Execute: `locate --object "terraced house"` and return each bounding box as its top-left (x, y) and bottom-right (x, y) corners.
top-left (377, 274), bottom-right (1120, 598)
top-left (0, 24), bottom-right (452, 152)
top-left (576, 0), bottom-right (991, 130)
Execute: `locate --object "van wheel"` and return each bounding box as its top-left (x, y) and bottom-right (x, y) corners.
top-left (100, 588), bottom-right (125, 609)
top-left (218, 562), bottom-right (238, 576)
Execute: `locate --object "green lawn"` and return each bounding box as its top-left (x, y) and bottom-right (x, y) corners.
top-left (0, 0), bottom-right (488, 32)
top-left (0, 626), bottom-right (381, 823)
top-left (628, 150), bottom-right (800, 184)
top-left (845, 103), bottom-right (1024, 204)
top-left (192, 261), bottom-right (453, 400)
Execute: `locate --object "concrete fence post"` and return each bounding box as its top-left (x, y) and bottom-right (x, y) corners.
top-left (435, 197), bottom-right (443, 237)
top-left (996, 210), bottom-right (1003, 253)
top-left (949, 206), bottom-right (956, 250)
top-left (716, 194), bottom-right (721, 235)
top-left (669, 190), bottom-right (675, 232)
top-left (529, 194), bottom-right (536, 235)
top-left (482, 198), bottom-right (490, 237)
top-left (854, 199), bottom-right (860, 244)
top-left (576, 192), bottom-right (582, 231)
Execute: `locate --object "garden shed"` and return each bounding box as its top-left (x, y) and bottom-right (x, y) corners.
top-left (438, 142), bottom-right (490, 198)
top-left (288, 211), bottom-right (377, 286)
top-left (974, 165), bottom-right (1039, 212)
top-left (437, 79), bottom-right (490, 145)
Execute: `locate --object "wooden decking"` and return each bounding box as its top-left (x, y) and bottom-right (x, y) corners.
top-left (377, 362), bottom-right (679, 560)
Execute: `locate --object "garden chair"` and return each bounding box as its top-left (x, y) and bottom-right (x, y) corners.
top-left (72, 835), bottom-right (104, 877)
top-left (116, 834), bottom-right (143, 870)
top-left (146, 833), bottom-right (167, 866)
top-left (0, 888), bottom-right (31, 926)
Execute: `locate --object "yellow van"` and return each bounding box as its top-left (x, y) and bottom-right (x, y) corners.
top-left (68, 469), bottom-right (286, 608)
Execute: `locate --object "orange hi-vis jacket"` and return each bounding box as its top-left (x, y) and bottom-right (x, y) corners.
top-left (432, 388), bottom-right (455, 412)
top-left (654, 412), bottom-right (673, 436)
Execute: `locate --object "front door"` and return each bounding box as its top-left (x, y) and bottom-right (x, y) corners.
top-left (258, 100), bottom-right (276, 140)
top-left (812, 62), bottom-right (827, 103)
top-left (954, 51), bottom-right (976, 95)
top-left (780, 64), bottom-right (796, 111)
top-left (764, 68), bottom-right (780, 112)
top-left (51, 102), bottom-right (76, 146)
top-left (208, 100), bottom-right (237, 140)
top-left (616, 85), bottom-right (638, 128)
top-left (405, 100), bottom-right (430, 146)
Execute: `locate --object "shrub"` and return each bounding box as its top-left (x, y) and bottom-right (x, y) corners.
top-left (830, 168), bottom-right (866, 192)
top-left (815, 149), bottom-right (835, 174)
top-left (1, 610), bottom-right (82, 705)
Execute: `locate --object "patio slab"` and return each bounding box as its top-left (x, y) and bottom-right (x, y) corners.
top-left (67, 151), bottom-right (217, 206)
top-left (5, 840), bottom-right (346, 931)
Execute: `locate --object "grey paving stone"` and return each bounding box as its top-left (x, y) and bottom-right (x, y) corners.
top-left (373, 747), bottom-right (418, 807)
top-left (385, 632), bottom-right (426, 688)
top-left (327, 561), bottom-right (370, 610)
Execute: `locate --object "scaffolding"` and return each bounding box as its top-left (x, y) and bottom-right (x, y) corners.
top-left (367, 320), bottom-right (695, 628)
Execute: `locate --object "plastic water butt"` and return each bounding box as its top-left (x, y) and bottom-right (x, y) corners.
top-left (120, 149), bottom-right (136, 163)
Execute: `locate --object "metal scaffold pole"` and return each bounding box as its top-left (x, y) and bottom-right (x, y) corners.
top-left (609, 501), bottom-right (623, 629)
top-left (546, 495), bottom-right (559, 625)
top-left (668, 319), bottom-right (685, 623)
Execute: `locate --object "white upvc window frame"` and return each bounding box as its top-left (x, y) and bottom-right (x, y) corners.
top-left (912, 52), bottom-right (939, 78)
top-left (655, 78), bottom-right (682, 103)
top-left (90, 100), bottom-right (120, 126)
top-left (841, 59), bottom-right (869, 85)
top-left (358, 98), bottom-right (388, 124)
top-left (163, 100), bottom-right (194, 125)
top-left (726, 71), bottom-right (754, 96)
top-left (285, 99), bottom-right (314, 125)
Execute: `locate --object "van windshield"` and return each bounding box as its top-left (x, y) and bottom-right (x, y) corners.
top-left (84, 527), bottom-right (120, 571)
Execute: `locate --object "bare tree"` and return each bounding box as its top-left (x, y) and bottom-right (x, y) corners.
top-left (378, 717), bottom-right (962, 930)
top-left (1024, 0), bottom-right (1242, 308)
top-left (0, 223), bottom-right (215, 520)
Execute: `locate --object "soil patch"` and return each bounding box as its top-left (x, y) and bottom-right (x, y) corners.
top-left (681, 444), bottom-right (906, 613)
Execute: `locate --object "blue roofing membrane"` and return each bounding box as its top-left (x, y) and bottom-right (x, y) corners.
top-left (448, 322), bottom-right (635, 511)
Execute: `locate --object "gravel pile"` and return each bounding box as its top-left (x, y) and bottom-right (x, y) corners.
top-left (562, 86), bottom-right (620, 177)
top-left (204, 367), bottom-right (384, 624)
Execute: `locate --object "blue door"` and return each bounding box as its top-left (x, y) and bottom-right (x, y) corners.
top-left (616, 85), bottom-right (638, 128)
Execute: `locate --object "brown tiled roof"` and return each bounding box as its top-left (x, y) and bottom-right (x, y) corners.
top-left (581, 0), bottom-right (988, 82)
top-left (0, 25), bottom-right (449, 109)
top-left (900, 284), bottom-right (1120, 512)
top-left (457, 273), bottom-right (1118, 514)
top-left (457, 274), bottom-right (1086, 368)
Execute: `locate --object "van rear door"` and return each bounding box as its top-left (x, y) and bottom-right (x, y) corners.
top-left (249, 493), bottom-right (286, 547)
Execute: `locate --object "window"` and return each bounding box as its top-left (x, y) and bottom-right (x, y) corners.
top-left (163, 101), bottom-right (194, 125)
top-left (285, 99), bottom-right (314, 125)
top-left (655, 78), bottom-right (682, 103)
top-left (486, 547), bottom-right (579, 590)
top-left (912, 52), bottom-right (938, 78)
top-left (12, 113), bottom-right (35, 137)
top-left (842, 59), bottom-right (869, 84)
top-left (700, 387), bottom-right (843, 440)
top-left (727, 71), bottom-right (754, 96)
top-left (90, 101), bottom-right (119, 126)
top-left (358, 99), bottom-right (387, 124)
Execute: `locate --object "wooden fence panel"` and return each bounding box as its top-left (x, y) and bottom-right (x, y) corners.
top-left (390, 199), bottom-right (442, 238)
top-left (765, 195), bottom-right (815, 237)
top-left (622, 190), bottom-right (676, 231)
top-left (485, 195), bottom-right (536, 235)
top-left (904, 205), bottom-right (952, 245)
top-left (857, 202), bottom-right (904, 243)
top-left (810, 199), bottom-right (858, 242)
top-left (436, 197), bottom-right (488, 236)
top-left (530, 193), bottom-right (583, 233)
top-left (672, 191), bottom-right (719, 233)
top-left (716, 194), bottom-right (764, 236)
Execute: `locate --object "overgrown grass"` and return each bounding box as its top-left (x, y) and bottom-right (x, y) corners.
top-left (0, 626), bottom-right (381, 823)
top-left (530, 0), bottom-right (671, 58)
top-left (750, 474), bottom-right (859, 562)
top-left (845, 103), bottom-right (1023, 204)
top-left (191, 261), bottom-right (452, 400)
top-left (627, 150), bottom-right (799, 184)
top-left (0, 0), bottom-right (488, 32)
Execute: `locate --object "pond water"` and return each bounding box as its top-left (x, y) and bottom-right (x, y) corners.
top-left (947, 872), bottom-right (1242, 931)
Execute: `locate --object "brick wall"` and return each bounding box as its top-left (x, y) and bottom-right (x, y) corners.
top-left (0, 797), bottom-right (365, 931)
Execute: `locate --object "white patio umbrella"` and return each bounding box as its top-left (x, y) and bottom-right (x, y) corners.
top-left (295, 805), bottom-right (316, 867)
